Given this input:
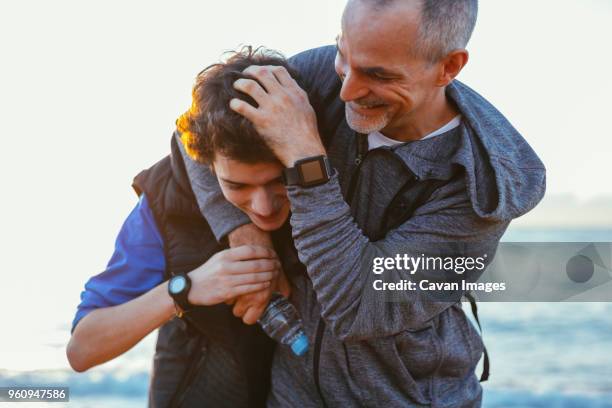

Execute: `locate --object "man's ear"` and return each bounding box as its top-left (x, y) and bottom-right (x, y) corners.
top-left (436, 49), bottom-right (469, 87)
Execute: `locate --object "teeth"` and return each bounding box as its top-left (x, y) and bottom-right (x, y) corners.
top-left (354, 103), bottom-right (383, 109)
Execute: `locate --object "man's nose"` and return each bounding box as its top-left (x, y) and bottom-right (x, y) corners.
top-left (251, 189), bottom-right (275, 217)
top-left (339, 70), bottom-right (369, 102)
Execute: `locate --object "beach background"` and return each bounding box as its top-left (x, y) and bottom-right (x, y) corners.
top-left (1, 1), bottom-right (611, 407)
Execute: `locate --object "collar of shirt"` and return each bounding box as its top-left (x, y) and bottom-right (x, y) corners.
top-left (367, 114), bottom-right (462, 151)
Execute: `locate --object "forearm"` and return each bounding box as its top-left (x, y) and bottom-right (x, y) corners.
top-left (288, 174), bottom-right (505, 340)
top-left (227, 223), bottom-right (291, 323)
top-left (67, 281), bottom-right (174, 372)
top-left (287, 175), bottom-right (385, 338)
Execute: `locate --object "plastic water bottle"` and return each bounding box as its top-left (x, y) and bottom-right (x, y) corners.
top-left (258, 293), bottom-right (309, 356)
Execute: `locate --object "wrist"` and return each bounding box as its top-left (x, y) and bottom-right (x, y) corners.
top-left (161, 281), bottom-right (178, 318)
top-left (282, 154), bottom-right (332, 188)
top-left (283, 144), bottom-right (326, 167)
top-left (185, 271), bottom-right (196, 305)
top-left (168, 273), bottom-right (194, 315)
top-left (228, 223), bottom-right (273, 248)
top-left (278, 132), bottom-right (325, 167)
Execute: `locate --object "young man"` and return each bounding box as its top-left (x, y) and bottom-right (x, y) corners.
top-left (182, 0), bottom-right (547, 406)
top-left (67, 48), bottom-right (296, 408)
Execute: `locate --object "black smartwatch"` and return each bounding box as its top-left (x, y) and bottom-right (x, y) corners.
top-left (168, 273), bottom-right (193, 314)
top-left (282, 155), bottom-right (332, 187)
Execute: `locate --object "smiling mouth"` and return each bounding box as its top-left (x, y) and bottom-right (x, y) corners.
top-left (252, 212), bottom-right (280, 223)
top-left (349, 102), bottom-right (387, 114)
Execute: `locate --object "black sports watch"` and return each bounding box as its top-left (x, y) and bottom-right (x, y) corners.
top-left (168, 273), bottom-right (193, 314)
top-left (282, 155), bottom-right (332, 187)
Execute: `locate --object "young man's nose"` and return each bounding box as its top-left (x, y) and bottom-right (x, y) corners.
top-left (250, 189), bottom-right (276, 217)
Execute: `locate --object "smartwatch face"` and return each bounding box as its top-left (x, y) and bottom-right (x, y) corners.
top-left (169, 276), bottom-right (186, 294)
top-left (299, 160), bottom-right (325, 183)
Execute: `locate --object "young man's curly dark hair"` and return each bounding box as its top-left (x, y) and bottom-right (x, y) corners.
top-left (177, 46), bottom-right (298, 165)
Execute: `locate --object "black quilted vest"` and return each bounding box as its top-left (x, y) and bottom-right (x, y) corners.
top-left (132, 137), bottom-right (274, 408)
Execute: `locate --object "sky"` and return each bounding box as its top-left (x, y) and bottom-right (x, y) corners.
top-left (0, 0), bottom-right (611, 370)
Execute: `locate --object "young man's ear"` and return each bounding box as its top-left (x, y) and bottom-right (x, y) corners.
top-left (435, 49), bottom-right (469, 87)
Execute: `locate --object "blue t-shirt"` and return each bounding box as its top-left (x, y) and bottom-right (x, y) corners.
top-left (71, 194), bottom-right (165, 332)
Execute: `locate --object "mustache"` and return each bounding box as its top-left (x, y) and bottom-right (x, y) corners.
top-left (349, 98), bottom-right (387, 108)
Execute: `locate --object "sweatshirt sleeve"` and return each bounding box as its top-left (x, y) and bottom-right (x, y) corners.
top-left (287, 172), bottom-right (508, 341)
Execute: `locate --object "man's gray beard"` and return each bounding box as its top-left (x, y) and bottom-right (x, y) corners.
top-left (345, 105), bottom-right (392, 134)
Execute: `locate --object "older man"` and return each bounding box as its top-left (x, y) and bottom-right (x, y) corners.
top-left (183, 0), bottom-right (546, 406)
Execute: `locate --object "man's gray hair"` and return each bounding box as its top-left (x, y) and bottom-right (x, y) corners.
top-left (417, 0), bottom-right (478, 62)
top-left (369, 0), bottom-right (478, 62)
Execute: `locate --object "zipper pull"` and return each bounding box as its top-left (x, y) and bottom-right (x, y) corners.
top-left (354, 132), bottom-right (368, 166)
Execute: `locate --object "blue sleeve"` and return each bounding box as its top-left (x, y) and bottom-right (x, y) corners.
top-left (71, 194), bottom-right (165, 333)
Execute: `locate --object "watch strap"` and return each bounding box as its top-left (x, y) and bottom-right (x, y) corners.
top-left (169, 273), bottom-right (193, 314)
top-left (282, 166), bottom-right (301, 185)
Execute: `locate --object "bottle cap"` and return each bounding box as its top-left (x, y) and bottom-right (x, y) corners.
top-left (290, 333), bottom-right (309, 356)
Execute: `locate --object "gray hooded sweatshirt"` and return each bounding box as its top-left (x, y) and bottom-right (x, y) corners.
top-left (181, 46), bottom-right (546, 408)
